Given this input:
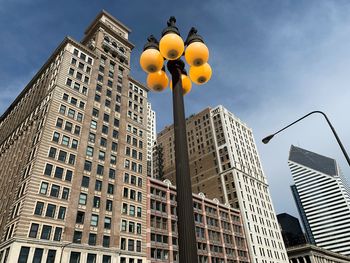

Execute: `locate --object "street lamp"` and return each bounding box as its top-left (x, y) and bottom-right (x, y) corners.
top-left (262, 110), bottom-right (350, 166)
top-left (59, 239), bottom-right (81, 263)
top-left (140, 17), bottom-right (212, 262)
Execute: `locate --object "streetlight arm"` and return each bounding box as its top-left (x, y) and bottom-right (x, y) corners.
top-left (262, 110), bottom-right (350, 167)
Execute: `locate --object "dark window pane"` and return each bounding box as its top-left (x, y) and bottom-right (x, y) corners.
top-left (32, 248), bottom-right (44, 263)
top-left (29, 223), bottom-right (39, 238)
top-left (46, 250), bottom-right (56, 263)
top-left (18, 246), bottom-right (30, 263)
top-left (40, 225), bottom-right (52, 240)
top-left (87, 254), bottom-right (96, 263)
top-left (69, 252), bottom-right (81, 263)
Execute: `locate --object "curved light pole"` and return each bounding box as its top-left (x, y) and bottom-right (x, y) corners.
top-left (262, 110), bottom-right (350, 166)
top-left (59, 239), bottom-right (80, 263)
top-left (140, 17), bottom-right (212, 263)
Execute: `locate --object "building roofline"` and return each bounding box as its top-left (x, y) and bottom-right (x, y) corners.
top-left (128, 76), bottom-right (150, 92)
top-left (287, 244), bottom-right (350, 261)
top-left (0, 36), bottom-right (97, 123)
top-left (84, 10), bottom-right (131, 35)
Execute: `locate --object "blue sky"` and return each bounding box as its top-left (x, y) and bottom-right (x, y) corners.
top-left (1, 0), bottom-right (350, 219)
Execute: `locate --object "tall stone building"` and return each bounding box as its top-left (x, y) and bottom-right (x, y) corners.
top-left (289, 145), bottom-right (350, 256)
top-left (155, 105), bottom-right (289, 263)
top-left (146, 103), bottom-right (156, 177)
top-left (0, 11), bottom-right (148, 263)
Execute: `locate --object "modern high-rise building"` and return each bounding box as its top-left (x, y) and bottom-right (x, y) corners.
top-left (277, 213), bottom-right (306, 248)
top-left (147, 177), bottom-right (250, 263)
top-left (288, 145), bottom-right (350, 256)
top-left (155, 105), bottom-right (289, 263)
top-left (0, 11), bottom-right (149, 263)
top-left (146, 102), bottom-right (156, 177)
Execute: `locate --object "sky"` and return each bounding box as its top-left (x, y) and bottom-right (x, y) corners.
top-left (1, 0), bottom-right (350, 220)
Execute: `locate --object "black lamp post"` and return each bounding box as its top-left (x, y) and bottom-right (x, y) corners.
top-left (140, 17), bottom-right (212, 262)
top-left (262, 110), bottom-right (350, 166)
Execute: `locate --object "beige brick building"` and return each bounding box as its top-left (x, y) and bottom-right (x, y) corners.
top-left (147, 177), bottom-right (250, 263)
top-left (0, 11), bottom-right (148, 263)
top-left (155, 105), bottom-right (289, 263)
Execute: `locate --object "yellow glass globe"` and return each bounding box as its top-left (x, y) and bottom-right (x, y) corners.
top-left (159, 33), bottom-right (184, 60)
top-left (170, 74), bottom-right (192, 95)
top-left (185, 42), bottom-right (209, 67)
top-left (140, 49), bottom-right (164, 73)
top-left (147, 71), bottom-right (169, 92)
top-left (189, 63), bottom-right (212, 85)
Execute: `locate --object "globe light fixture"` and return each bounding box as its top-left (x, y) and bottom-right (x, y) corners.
top-left (189, 63), bottom-right (212, 85)
top-left (185, 27), bottom-right (209, 67)
top-left (140, 35), bottom-right (164, 73)
top-left (170, 73), bottom-right (192, 95)
top-left (146, 69), bottom-right (169, 92)
top-left (139, 16), bottom-right (212, 263)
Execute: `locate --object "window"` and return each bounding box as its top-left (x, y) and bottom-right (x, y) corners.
top-left (52, 132), bottom-right (60, 142)
top-left (137, 192), bottom-right (142, 202)
top-left (88, 133), bottom-right (96, 143)
top-left (100, 137), bottom-right (107, 147)
top-left (66, 78), bottom-right (72, 87)
top-left (110, 155), bottom-right (116, 165)
top-left (18, 246), bottom-right (30, 263)
top-left (124, 173), bottom-right (129, 183)
top-left (130, 205), bottom-right (135, 216)
top-left (93, 196), bottom-right (100, 208)
top-left (68, 153), bottom-right (75, 165)
top-left (130, 189), bottom-right (136, 200)
top-left (53, 227), bottom-right (62, 241)
top-left (54, 167), bottom-right (64, 179)
top-left (56, 118), bottom-right (63, 128)
top-left (136, 240), bottom-right (142, 252)
top-left (103, 236), bottom-right (110, 247)
top-left (45, 204), bottom-right (56, 218)
top-left (58, 206), bottom-right (66, 220)
top-left (29, 223), bottom-right (39, 238)
top-left (89, 233), bottom-right (97, 246)
top-left (123, 188), bottom-right (129, 198)
top-left (69, 251), bottom-right (81, 263)
top-left (76, 211), bottom-right (85, 224)
top-left (105, 99), bottom-right (111, 107)
top-left (102, 125), bottom-right (109, 134)
top-left (99, 151), bottom-right (105, 161)
top-left (68, 108), bottom-right (75, 118)
top-left (71, 139), bottom-right (78, 149)
top-left (58, 150), bottom-right (67, 162)
top-left (40, 225), bottom-right (52, 240)
top-left (63, 93), bottom-right (69, 101)
top-left (95, 180), bottom-right (102, 191)
top-left (79, 193), bottom-right (87, 205)
top-left (107, 184), bottom-right (114, 194)
top-left (128, 239), bottom-right (134, 251)
top-left (86, 146), bottom-right (94, 157)
top-left (91, 214), bottom-right (99, 226)
top-left (121, 220), bottom-right (127, 231)
top-left (65, 170), bottom-right (73, 181)
top-left (90, 120), bottom-right (97, 129)
top-left (96, 84), bottom-right (102, 92)
top-left (84, 160), bottom-right (92, 171)
top-left (50, 185), bottom-right (60, 198)
top-left (73, 231), bottom-right (82, 243)
top-left (104, 217), bottom-right (111, 229)
top-left (32, 248), bottom-right (44, 263)
top-left (112, 142), bottom-right (118, 151)
top-left (77, 112), bottom-right (83, 122)
top-left (137, 223), bottom-right (141, 234)
top-left (129, 222), bottom-right (135, 233)
top-left (122, 203), bottom-right (128, 214)
top-left (97, 165), bottom-right (104, 175)
top-left (120, 238), bottom-right (126, 250)
top-left (137, 207), bottom-right (142, 217)
top-left (47, 250), bottom-right (56, 263)
top-left (103, 113), bottom-right (110, 122)
top-left (76, 72), bottom-right (82, 81)
top-left (44, 163), bottom-right (53, 176)
top-left (103, 255), bottom-right (111, 263)
top-left (106, 200), bottom-right (113, 211)
top-left (112, 130), bottom-right (119, 138)
top-left (62, 135), bottom-right (70, 146)
top-left (34, 202), bottom-right (44, 215)
top-left (40, 182), bottom-right (49, 195)
top-left (92, 108), bottom-right (99, 117)
top-left (59, 105), bottom-right (66, 114)
top-left (48, 147), bottom-right (56, 158)
top-left (62, 188), bottom-right (70, 200)
top-left (82, 176), bottom-right (90, 188)
top-left (64, 122), bottom-right (72, 132)
top-left (87, 254), bottom-right (96, 263)
top-left (74, 125), bottom-right (81, 135)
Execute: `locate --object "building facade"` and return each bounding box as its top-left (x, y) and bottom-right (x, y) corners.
top-left (146, 103), bottom-right (156, 177)
top-left (147, 177), bottom-right (250, 263)
top-left (287, 244), bottom-right (350, 263)
top-left (288, 145), bottom-right (350, 256)
top-left (277, 213), bottom-right (306, 248)
top-left (155, 105), bottom-right (288, 263)
top-left (0, 11), bottom-right (149, 263)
